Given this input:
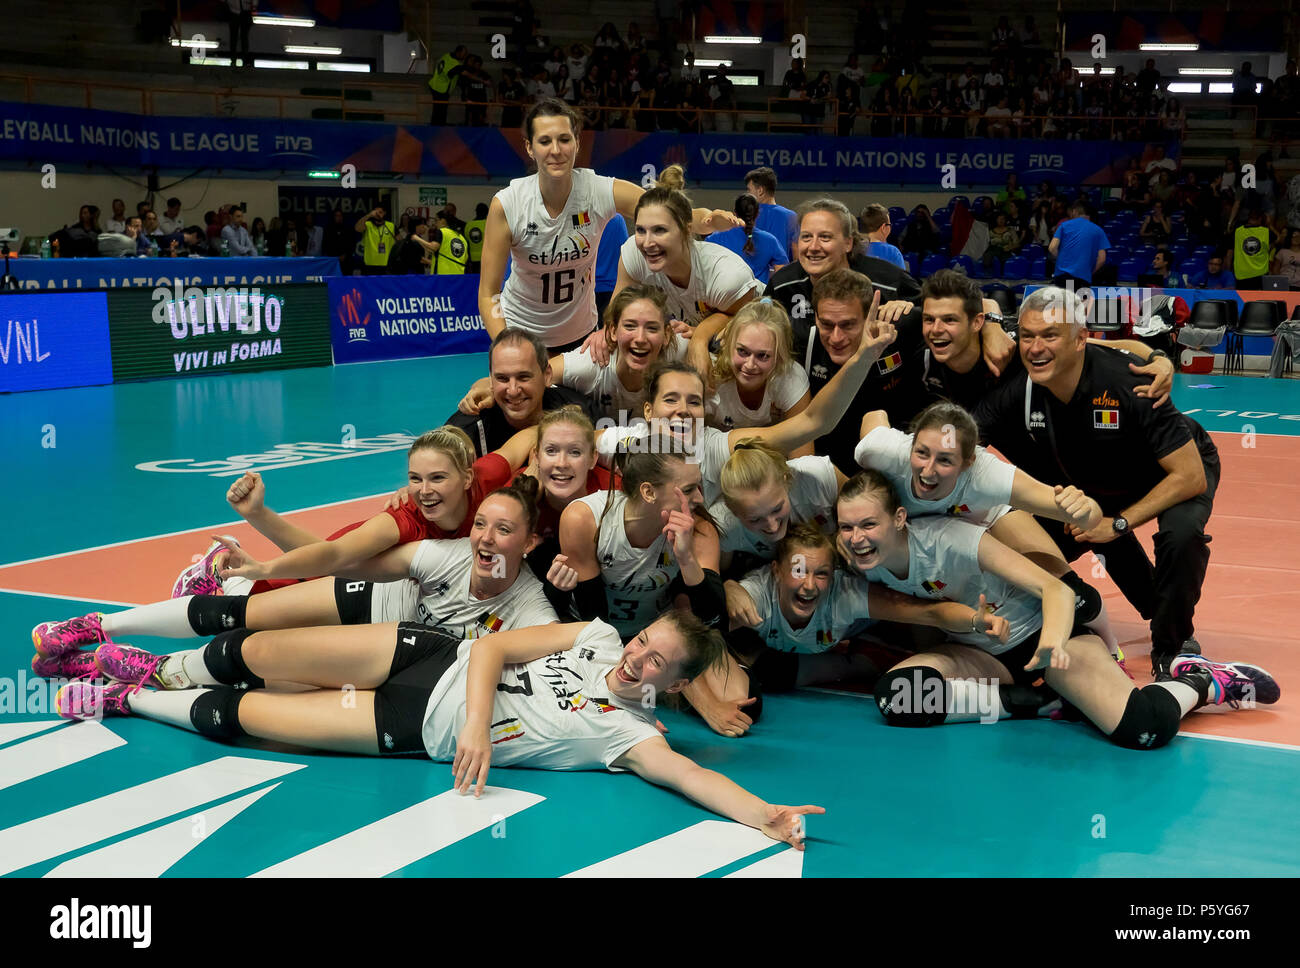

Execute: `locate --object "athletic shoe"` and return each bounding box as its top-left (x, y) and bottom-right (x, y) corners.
top-left (55, 681), bottom-right (136, 721)
top-left (31, 613), bottom-right (107, 657)
top-left (1169, 654), bottom-right (1281, 709)
top-left (170, 537), bottom-right (236, 599)
top-left (95, 642), bottom-right (170, 689)
top-left (31, 651), bottom-right (101, 681)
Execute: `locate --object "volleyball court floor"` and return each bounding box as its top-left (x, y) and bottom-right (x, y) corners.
top-left (0, 357), bottom-right (1297, 877)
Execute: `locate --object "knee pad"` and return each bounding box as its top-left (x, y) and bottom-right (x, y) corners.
top-left (1058, 571), bottom-right (1102, 625)
top-left (999, 683), bottom-right (1057, 720)
top-left (188, 687), bottom-right (249, 741)
top-left (1107, 685), bottom-right (1182, 750)
top-left (749, 647), bottom-right (799, 694)
top-left (873, 666), bottom-right (949, 727)
top-left (202, 628), bottom-right (265, 690)
top-left (187, 594), bottom-right (249, 636)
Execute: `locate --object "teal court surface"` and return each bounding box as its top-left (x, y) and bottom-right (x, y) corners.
top-left (1, 356), bottom-right (1299, 877)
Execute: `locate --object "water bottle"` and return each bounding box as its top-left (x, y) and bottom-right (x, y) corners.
top-left (256, 238), bottom-right (266, 256)
top-left (40, 238), bottom-right (50, 259)
top-left (148, 239), bottom-right (159, 258)
top-left (285, 239), bottom-right (293, 258)
top-left (221, 239), bottom-right (230, 257)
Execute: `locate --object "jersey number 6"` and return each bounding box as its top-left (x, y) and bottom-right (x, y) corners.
top-left (540, 269), bottom-right (576, 305)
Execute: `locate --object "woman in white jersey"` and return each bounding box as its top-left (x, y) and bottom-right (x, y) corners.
top-left (706, 298), bottom-right (810, 437)
top-left (594, 305), bottom-right (896, 507)
top-left (479, 99), bottom-right (738, 351)
top-left (31, 481), bottom-right (561, 685)
top-left (55, 610), bottom-right (822, 850)
top-left (614, 165), bottom-right (763, 334)
top-left (726, 523), bottom-right (1005, 698)
top-left (459, 285), bottom-right (686, 424)
top-left (854, 401), bottom-right (1125, 661)
top-left (836, 471), bottom-right (1279, 749)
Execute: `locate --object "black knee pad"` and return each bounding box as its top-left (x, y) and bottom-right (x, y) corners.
top-left (1058, 571), bottom-right (1102, 625)
top-left (873, 666), bottom-right (949, 727)
top-left (999, 683), bottom-right (1056, 720)
top-left (1107, 685), bottom-right (1182, 750)
top-left (187, 594), bottom-right (249, 636)
top-left (189, 687), bottom-right (249, 741)
top-left (202, 628), bottom-right (265, 690)
top-left (743, 668), bottom-right (764, 724)
top-left (749, 647), bottom-right (799, 693)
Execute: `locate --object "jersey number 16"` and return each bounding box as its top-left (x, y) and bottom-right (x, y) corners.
top-left (540, 269), bottom-right (576, 305)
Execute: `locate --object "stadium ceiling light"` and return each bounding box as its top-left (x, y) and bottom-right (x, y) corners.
top-left (316, 62), bottom-right (371, 72)
top-left (1166, 81), bottom-right (1203, 94)
top-left (170, 37), bottom-right (219, 49)
top-left (1178, 67), bottom-right (1233, 76)
top-left (308, 170), bottom-right (342, 178)
top-left (254, 59), bottom-right (310, 70)
top-left (189, 55), bottom-right (233, 66)
top-left (1206, 83), bottom-right (1235, 94)
top-left (693, 58), bottom-right (733, 68)
top-left (1140, 43), bottom-right (1199, 52)
top-left (704, 36), bottom-right (762, 44)
top-left (252, 14), bottom-right (315, 27)
top-left (1073, 66), bottom-right (1116, 75)
top-left (285, 44), bottom-right (342, 55)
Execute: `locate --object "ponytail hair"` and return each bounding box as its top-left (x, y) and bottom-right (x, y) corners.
top-left (735, 192), bottom-right (760, 255)
top-left (484, 474), bottom-right (542, 535)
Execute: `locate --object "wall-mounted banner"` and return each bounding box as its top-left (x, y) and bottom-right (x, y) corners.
top-left (0, 100), bottom-right (1176, 187)
top-left (328, 274), bottom-right (487, 364)
top-left (107, 282), bottom-right (333, 382)
top-left (0, 291), bottom-right (113, 392)
top-left (9, 256), bottom-right (342, 292)
top-left (278, 186), bottom-right (396, 222)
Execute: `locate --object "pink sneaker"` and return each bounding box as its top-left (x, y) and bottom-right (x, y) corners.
top-left (56, 681), bottom-right (136, 721)
top-left (170, 538), bottom-right (236, 598)
top-left (32, 613), bottom-right (107, 657)
top-left (31, 651), bottom-right (102, 681)
top-left (95, 642), bottom-right (170, 689)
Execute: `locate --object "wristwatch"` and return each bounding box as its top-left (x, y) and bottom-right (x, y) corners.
top-left (985, 311), bottom-right (1005, 327)
top-left (1147, 349), bottom-right (1170, 361)
top-left (1111, 516), bottom-right (1130, 534)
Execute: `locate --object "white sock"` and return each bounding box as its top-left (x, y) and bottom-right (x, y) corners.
top-left (175, 648), bottom-right (220, 686)
top-left (1085, 601), bottom-right (1121, 657)
top-left (128, 688), bottom-right (205, 731)
top-left (223, 576), bottom-right (254, 596)
top-left (101, 598), bottom-right (198, 639)
top-left (1151, 679), bottom-right (1200, 717)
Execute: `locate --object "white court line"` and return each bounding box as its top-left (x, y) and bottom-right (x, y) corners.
top-left (0, 720), bottom-right (65, 747)
top-left (0, 491), bottom-right (390, 570)
top-left (565, 820), bottom-right (777, 878)
top-left (0, 721), bottom-right (126, 793)
top-left (0, 588), bottom-right (145, 609)
top-left (724, 847), bottom-right (804, 878)
top-left (1181, 732), bottom-right (1300, 753)
top-left (251, 786), bottom-right (543, 877)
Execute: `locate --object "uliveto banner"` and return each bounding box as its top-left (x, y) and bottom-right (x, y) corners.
top-left (0, 100), bottom-right (1175, 186)
top-left (328, 275), bottom-right (487, 364)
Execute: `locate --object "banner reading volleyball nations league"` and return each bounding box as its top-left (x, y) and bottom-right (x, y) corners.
top-left (328, 276), bottom-right (487, 364)
top-left (107, 283), bottom-right (333, 381)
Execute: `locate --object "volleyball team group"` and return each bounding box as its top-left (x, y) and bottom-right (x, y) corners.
top-left (30, 100), bottom-right (1280, 852)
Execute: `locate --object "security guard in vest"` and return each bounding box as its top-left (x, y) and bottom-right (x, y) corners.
top-left (464, 202), bottom-right (488, 273)
top-left (428, 45), bottom-right (468, 126)
top-left (413, 210), bottom-right (468, 274)
top-left (1230, 208), bottom-right (1277, 290)
top-left (353, 203), bottom-right (395, 275)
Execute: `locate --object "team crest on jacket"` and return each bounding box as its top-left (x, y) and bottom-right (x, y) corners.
top-left (922, 579), bottom-right (946, 594)
top-left (1093, 408), bottom-right (1119, 429)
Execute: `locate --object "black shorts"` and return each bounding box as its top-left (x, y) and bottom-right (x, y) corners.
top-left (334, 577), bottom-right (373, 625)
top-left (373, 623), bottom-right (464, 756)
top-left (994, 614), bottom-right (1093, 687)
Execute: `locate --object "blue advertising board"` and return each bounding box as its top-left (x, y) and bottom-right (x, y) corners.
top-left (9, 256), bottom-right (341, 292)
top-left (328, 275), bottom-right (487, 364)
top-left (0, 291), bottom-right (113, 392)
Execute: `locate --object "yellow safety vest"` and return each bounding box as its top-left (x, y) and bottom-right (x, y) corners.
top-left (465, 218), bottom-right (486, 263)
top-left (427, 53), bottom-right (462, 95)
top-left (433, 226), bottom-right (468, 274)
top-left (1234, 225), bottom-right (1270, 280)
top-left (362, 220), bottom-right (395, 266)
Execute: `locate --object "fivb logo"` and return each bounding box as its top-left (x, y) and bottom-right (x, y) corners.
top-left (49, 898), bottom-right (151, 949)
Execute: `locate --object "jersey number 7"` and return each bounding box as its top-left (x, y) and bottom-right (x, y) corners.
top-left (497, 671), bottom-right (534, 696)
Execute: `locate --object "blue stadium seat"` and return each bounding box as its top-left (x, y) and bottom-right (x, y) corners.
top-left (1002, 255), bottom-right (1029, 279)
top-left (1024, 243), bottom-right (1046, 261)
top-left (950, 255), bottom-right (980, 278)
top-left (921, 253), bottom-right (947, 276)
top-left (932, 208), bottom-right (952, 227)
top-left (906, 252), bottom-right (920, 276)
top-left (1029, 254), bottom-right (1047, 279)
top-left (1107, 247), bottom-right (1128, 267)
top-left (1184, 256), bottom-right (1208, 280)
top-left (1191, 244), bottom-right (1215, 256)
top-left (1118, 258), bottom-right (1143, 282)
top-left (1132, 244), bottom-right (1156, 262)
top-left (888, 206), bottom-right (906, 223)
top-left (948, 195), bottom-right (969, 208)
